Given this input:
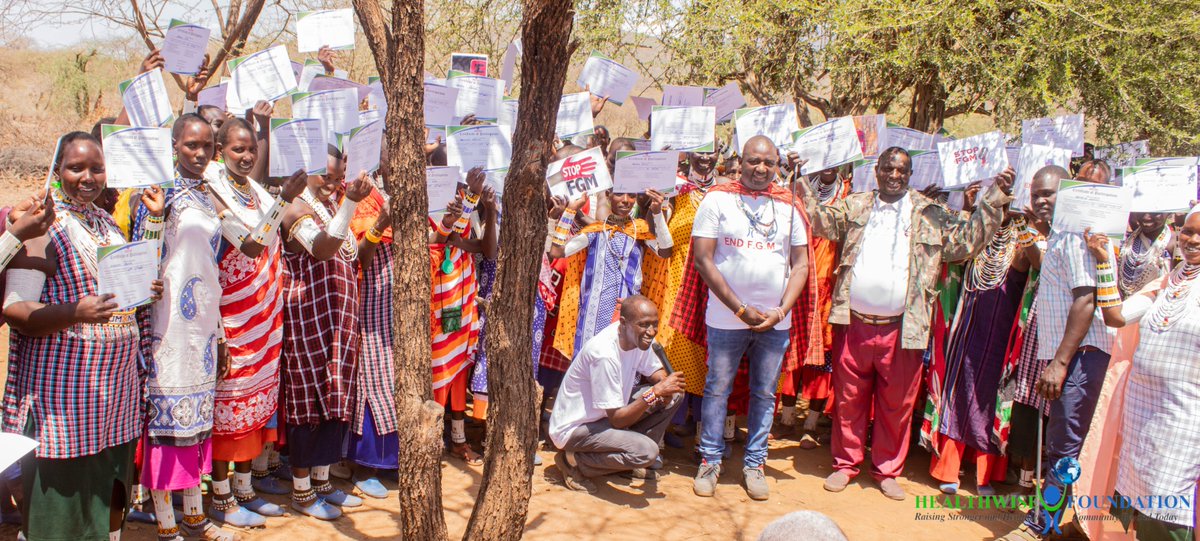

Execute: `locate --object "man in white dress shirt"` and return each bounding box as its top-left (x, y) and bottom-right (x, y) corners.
top-left (798, 147), bottom-right (1014, 500)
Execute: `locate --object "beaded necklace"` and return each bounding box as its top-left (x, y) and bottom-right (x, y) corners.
top-left (965, 221), bottom-right (1016, 292)
top-left (735, 193), bottom-right (778, 239)
top-left (1146, 263), bottom-right (1200, 332)
top-left (603, 216), bottom-right (638, 262)
top-left (810, 177), bottom-right (840, 203)
top-left (299, 187), bottom-right (358, 261)
top-left (1119, 227), bottom-right (1171, 298)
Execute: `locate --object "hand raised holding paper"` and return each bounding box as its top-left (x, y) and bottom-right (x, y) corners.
top-left (140, 48), bottom-right (165, 74)
top-left (993, 165), bottom-right (1016, 195)
top-left (465, 166), bottom-right (486, 195)
top-left (345, 172), bottom-right (373, 202)
top-left (184, 54), bottom-right (212, 100)
top-left (140, 185), bottom-right (166, 217)
top-left (318, 45), bottom-right (338, 75)
top-left (280, 169), bottom-right (308, 203)
top-left (9, 193), bottom-right (55, 242)
top-left (645, 189), bottom-right (665, 214)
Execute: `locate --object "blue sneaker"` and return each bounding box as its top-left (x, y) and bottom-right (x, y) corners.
top-left (239, 496), bottom-right (284, 517)
top-left (290, 498), bottom-right (341, 521)
top-left (353, 477), bottom-right (388, 499)
top-left (210, 503), bottom-right (266, 528)
top-left (252, 475), bottom-right (290, 496)
top-left (126, 507), bottom-right (156, 524)
top-left (319, 488), bottom-right (363, 508)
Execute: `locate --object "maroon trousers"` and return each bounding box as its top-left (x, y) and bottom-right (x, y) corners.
top-left (830, 319), bottom-right (924, 480)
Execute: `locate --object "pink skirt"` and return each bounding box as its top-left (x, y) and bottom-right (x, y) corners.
top-left (140, 439), bottom-right (213, 491)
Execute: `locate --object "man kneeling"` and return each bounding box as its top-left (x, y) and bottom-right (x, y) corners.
top-left (548, 295), bottom-right (686, 493)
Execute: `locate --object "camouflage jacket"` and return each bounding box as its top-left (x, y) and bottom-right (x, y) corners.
top-left (804, 185), bottom-right (1012, 349)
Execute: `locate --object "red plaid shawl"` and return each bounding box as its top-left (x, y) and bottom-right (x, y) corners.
top-left (668, 181), bottom-right (824, 370)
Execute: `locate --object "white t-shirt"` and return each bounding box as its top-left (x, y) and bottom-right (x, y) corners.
top-left (548, 323), bottom-right (663, 448)
top-left (849, 193), bottom-right (913, 317)
top-left (691, 190), bottom-right (808, 330)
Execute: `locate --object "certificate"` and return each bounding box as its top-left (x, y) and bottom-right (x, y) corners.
top-left (226, 46), bottom-right (297, 111)
top-left (650, 106), bottom-right (715, 152)
top-left (886, 123), bottom-right (935, 151)
top-left (851, 158), bottom-right (878, 193)
top-left (1012, 143), bottom-right (1072, 209)
top-left (1052, 179), bottom-right (1131, 239)
top-left (269, 118), bottom-right (327, 177)
top-left (0, 433), bottom-right (38, 472)
top-left (661, 85), bottom-right (705, 107)
top-left (367, 76), bottom-right (386, 116)
top-left (296, 60), bottom-right (323, 92)
top-left (613, 150), bottom-right (678, 195)
top-left (307, 74), bottom-right (372, 102)
top-left (197, 83), bottom-right (227, 110)
top-left (358, 109), bottom-right (382, 126)
top-left (702, 82), bottom-right (746, 124)
top-left (100, 125), bottom-right (173, 188)
top-left (498, 97), bottom-right (519, 127)
top-left (1123, 165), bottom-right (1198, 213)
top-left (162, 19), bottom-right (210, 75)
top-left (96, 241), bottom-right (159, 310)
top-left (576, 51), bottom-right (639, 105)
top-left (296, 9), bottom-right (356, 52)
top-left (907, 150), bottom-right (943, 191)
top-left (733, 104), bottom-right (798, 152)
top-left (1022, 114), bottom-right (1085, 157)
top-left (853, 114), bottom-right (888, 157)
top-left (630, 96), bottom-right (656, 121)
top-left (426, 166), bottom-right (462, 214)
top-left (119, 68), bottom-right (174, 128)
top-left (342, 120), bottom-right (384, 178)
top-left (1134, 157), bottom-right (1198, 167)
top-left (445, 124), bottom-right (512, 172)
top-left (426, 125), bottom-right (446, 146)
top-left (500, 40), bottom-right (521, 89)
top-left (556, 92), bottom-right (594, 140)
top-left (1095, 140), bottom-right (1149, 170)
top-left (790, 116), bottom-right (864, 175)
top-left (446, 70), bottom-right (505, 122)
top-left (291, 88), bottom-right (359, 140)
top-left (631, 139), bottom-right (651, 151)
top-left (423, 82), bottom-right (459, 126)
top-left (936, 130), bottom-right (1009, 189)
top-left (451, 53), bottom-right (488, 76)
top-left (546, 147), bottom-right (612, 200)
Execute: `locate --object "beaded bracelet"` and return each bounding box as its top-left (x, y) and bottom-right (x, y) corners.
top-left (1096, 261), bottom-right (1121, 307)
top-left (365, 227), bottom-right (383, 244)
top-left (551, 209), bottom-right (577, 246)
top-left (453, 190), bottom-right (481, 234)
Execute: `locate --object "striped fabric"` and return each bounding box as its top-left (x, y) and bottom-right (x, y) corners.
top-left (430, 244), bottom-right (481, 392)
top-left (353, 243), bottom-right (398, 435)
top-left (280, 199), bottom-right (360, 426)
top-left (212, 177), bottom-right (284, 437)
top-left (2, 221), bottom-right (142, 458)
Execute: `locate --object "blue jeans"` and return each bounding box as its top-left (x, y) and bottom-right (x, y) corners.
top-left (1022, 348), bottom-right (1111, 534)
top-left (699, 327), bottom-right (790, 468)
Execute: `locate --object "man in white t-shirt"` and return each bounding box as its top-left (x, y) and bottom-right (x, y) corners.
top-left (690, 135), bottom-right (810, 502)
top-left (549, 295), bottom-right (686, 493)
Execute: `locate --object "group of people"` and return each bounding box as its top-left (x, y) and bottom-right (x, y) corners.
top-left (0, 44), bottom-right (1196, 541)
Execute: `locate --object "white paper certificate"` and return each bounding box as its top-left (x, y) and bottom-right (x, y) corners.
top-left (119, 69), bottom-right (174, 128)
top-left (1123, 165), bottom-right (1199, 213)
top-left (445, 124), bottom-right (513, 172)
top-left (853, 115), bottom-right (888, 157)
top-left (446, 71), bottom-right (504, 122)
top-left (162, 19), bottom-right (210, 75)
top-left (886, 124), bottom-right (935, 151)
top-left (498, 98), bottom-right (519, 127)
top-left (1052, 180), bottom-right (1131, 239)
top-left (307, 74), bottom-right (372, 102)
top-left (101, 125), bottom-right (173, 188)
top-left (297, 9), bottom-right (356, 52)
top-left (97, 241), bottom-right (159, 310)
top-left (630, 96), bottom-right (656, 121)
top-left (197, 83), bottom-right (227, 110)
top-left (1095, 140), bottom-right (1149, 170)
top-left (500, 41), bottom-right (521, 89)
top-left (936, 131), bottom-right (1010, 189)
top-left (734, 104), bottom-right (799, 152)
top-left (0, 433), bottom-right (38, 472)
top-left (1012, 143), bottom-right (1073, 209)
top-left (546, 146), bottom-right (612, 200)
top-left (427, 166), bottom-right (462, 214)
top-left (790, 117), bottom-right (864, 175)
top-left (291, 88), bottom-right (359, 140)
top-left (661, 85), bottom-right (705, 107)
top-left (1022, 114), bottom-right (1085, 157)
top-left (576, 51), bottom-right (639, 105)
top-left (851, 158), bottom-right (878, 193)
top-left (226, 46), bottom-right (297, 111)
top-left (269, 118), bottom-right (327, 177)
top-left (343, 120), bottom-right (384, 178)
top-left (556, 92), bottom-right (594, 139)
top-left (650, 106), bottom-right (715, 152)
top-left (296, 60), bottom-right (323, 92)
top-left (367, 77), bottom-right (387, 117)
top-left (613, 150), bottom-right (678, 195)
top-left (703, 82), bottom-right (746, 124)
top-left (424, 82), bottom-right (459, 127)
top-left (907, 150), bottom-right (943, 191)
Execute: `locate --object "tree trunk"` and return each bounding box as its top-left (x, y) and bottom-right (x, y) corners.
top-left (462, 0), bottom-right (575, 539)
top-left (352, 0), bottom-right (448, 539)
top-left (908, 75), bottom-right (947, 133)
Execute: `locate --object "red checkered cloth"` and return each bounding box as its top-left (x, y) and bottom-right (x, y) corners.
top-left (668, 181), bottom-right (824, 371)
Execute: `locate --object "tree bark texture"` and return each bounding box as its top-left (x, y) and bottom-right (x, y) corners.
top-left (462, 0), bottom-right (576, 539)
top-left (352, 0), bottom-right (449, 539)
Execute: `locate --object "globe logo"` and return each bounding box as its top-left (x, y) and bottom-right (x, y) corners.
top-left (1053, 457), bottom-right (1081, 486)
top-left (1038, 457), bottom-right (1081, 535)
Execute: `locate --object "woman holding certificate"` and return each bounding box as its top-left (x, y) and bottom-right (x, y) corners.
top-left (133, 113), bottom-right (236, 541)
top-left (3, 132), bottom-right (164, 541)
top-left (202, 114), bottom-right (310, 528)
top-left (1079, 206), bottom-right (1200, 541)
